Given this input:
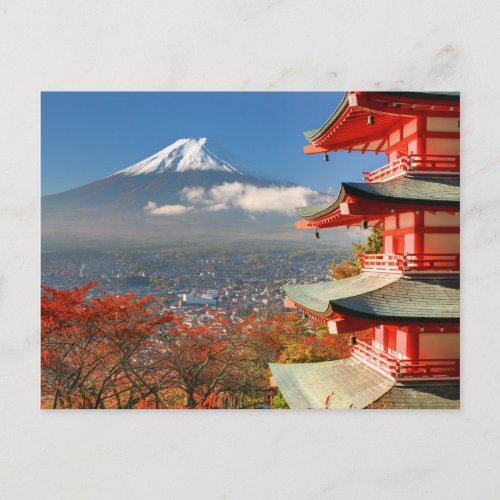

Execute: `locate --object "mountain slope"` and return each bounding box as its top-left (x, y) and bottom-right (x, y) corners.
top-left (42, 138), bottom-right (332, 249)
top-left (43, 138), bottom-right (276, 212)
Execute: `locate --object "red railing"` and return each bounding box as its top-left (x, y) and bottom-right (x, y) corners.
top-left (352, 340), bottom-right (460, 379)
top-left (397, 358), bottom-right (460, 378)
top-left (360, 253), bottom-right (460, 274)
top-left (363, 156), bottom-right (409, 183)
top-left (360, 254), bottom-right (401, 272)
top-left (352, 339), bottom-right (399, 377)
top-left (363, 154), bottom-right (460, 183)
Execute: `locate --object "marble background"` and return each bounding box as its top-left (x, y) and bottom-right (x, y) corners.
top-left (1, 1), bottom-right (499, 498)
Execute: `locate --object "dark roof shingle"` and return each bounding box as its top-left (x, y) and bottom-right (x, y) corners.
top-left (285, 277), bottom-right (460, 321)
top-left (297, 177), bottom-right (460, 220)
top-left (368, 383), bottom-right (460, 409)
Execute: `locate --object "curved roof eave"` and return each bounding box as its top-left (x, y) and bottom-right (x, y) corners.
top-left (285, 277), bottom-right (460, 322)
top-left (303, 92), bottom-right (350, 142)
top-left (296, 177), bottom-right (460, 221)
top-left (303, 91), bottom-right (460, 144)
top-left (283, 274), bottom-right (400, 315)
top-left (296, 185), bottom-right (346, 220)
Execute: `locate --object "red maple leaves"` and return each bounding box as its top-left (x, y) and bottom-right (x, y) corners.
top-left (41, 282), bottom-right (368, 409)
top-left (41, 282), bottom-right (173, 409)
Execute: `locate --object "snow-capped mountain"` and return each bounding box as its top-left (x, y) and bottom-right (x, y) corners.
top-left (111, 138), bottom-right (242, 176)
top-left (42, 138), bottom-right (331, 248)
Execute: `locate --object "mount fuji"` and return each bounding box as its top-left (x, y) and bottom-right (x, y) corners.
top-left (42, 138), bottom-right (332, 249)
top-left (112, 137), bottom-right (240, 176)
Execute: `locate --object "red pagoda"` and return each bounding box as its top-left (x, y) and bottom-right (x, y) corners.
top-left (270, 91), bottom-right (460, 409)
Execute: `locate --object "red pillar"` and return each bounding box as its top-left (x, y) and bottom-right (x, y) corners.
top-left (383, 326), bottom-right (388, 352)
top-left (414, 211), bottom-right (425, 254)
top-left (416, 117), bottom-right (426, 155)
top-left (405, 332), bottom-right (420, 359)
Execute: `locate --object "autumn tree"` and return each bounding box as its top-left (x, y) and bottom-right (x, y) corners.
top-left (155, 312), bottom-right (311, 409)
top-left (278, 332), bottom-right (352, 363)
top-left (328, 259), bottom-right (360, 280)
top-left (41, 282), bottom-right (173, 409)
top-left (42, 283), bottom-right (306, 409)
top-left (244, 312), bottom-right (305, 367)
top-left (42, 282), bottom-right (362, 410)
top-left (157, 312), bottom-right (250, 408)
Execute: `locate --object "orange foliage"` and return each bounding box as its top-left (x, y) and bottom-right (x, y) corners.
top-left (328, 259), bottom-right (360, 280)
top-left (41, 282), bottom-right (173, 409)
top-left (278, 333), bottom-right (352, 363)
top-left (41, 282), bottom-right (371, 409)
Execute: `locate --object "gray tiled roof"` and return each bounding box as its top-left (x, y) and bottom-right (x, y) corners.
top-left (284, 274), bottom-right (399, 315)
top-left (285, 277), bottom-right (460, 321)
top-left (296, 177), bottom-right (460, 220)
top-left (368, 383), bottom-right (460, 409)
top-left (269, 357), bottom-right (395, 409)
top-left (346, 177), bottom-right (460, 203)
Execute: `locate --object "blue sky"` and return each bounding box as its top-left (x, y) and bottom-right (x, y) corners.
top-left (41, 92), bottom-right (385, 196)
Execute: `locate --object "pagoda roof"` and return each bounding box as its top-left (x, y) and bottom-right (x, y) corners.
top-left (269, 357), bottom-right (394, 409)
top-left (303, 92), bottom-right (351, 142)
top-left (303, 91), bottom-right (460, 153)
top-left (297, 176), bottom-right (460, 220)
top-left (284, 276), bottom-right (459, 322)
top-left (368, 383), bottom-right (460, 409)
top-left (304, 92), bottom-right (459, 142)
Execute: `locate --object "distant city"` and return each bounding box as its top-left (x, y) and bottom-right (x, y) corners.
top-left (42, 245), bottom-right (351, 321)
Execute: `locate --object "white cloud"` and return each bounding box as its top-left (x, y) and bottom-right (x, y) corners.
top-left (181, 182), bottom-right (331, 215)
top-left (181, 186), bottom-right (205, 204)
top-left (144, 201), bottom-right (193, 216)
top-left (205, 202), bottom-right (230, 212)
top-left (145, 182), bottom-right (332, 217)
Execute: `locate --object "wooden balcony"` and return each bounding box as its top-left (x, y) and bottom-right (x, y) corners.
top-left (363, 154), bottom-right (460, 183)
top-left (360, 253), bottom-right (460, 275)
top-left (352, 339), bottom-right (460, 380)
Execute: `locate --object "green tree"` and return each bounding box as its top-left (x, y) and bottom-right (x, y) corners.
top-left (271, 389), bottom-right (289, 409)
top-left (352, 226), bottom-right (383, 266)
top-left (328, 227), bottom-right (383, 280)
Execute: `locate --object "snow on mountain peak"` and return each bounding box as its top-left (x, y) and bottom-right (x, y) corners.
top-left (112, 138), bottom-right (241, 176)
